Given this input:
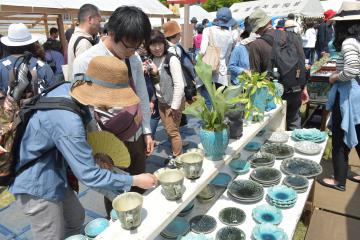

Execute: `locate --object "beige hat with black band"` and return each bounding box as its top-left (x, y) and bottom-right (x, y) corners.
top-left (70, 56), bottom-right (140, 108)
top-left (331, 2), bottom-right (360, 21)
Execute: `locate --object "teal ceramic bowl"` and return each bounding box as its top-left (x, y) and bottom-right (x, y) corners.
top-left (64, 235), bottom-right (88, 240)
top-left (252, 204), bottom-right (283, 225)
top-left (252, 223), bottom-right (288, 240)
top-left (110, 209), bottom-right (118, 221)
top-left (229, 159), bottom-right (250, 175)
top-left (84, 218), bottom-right (109, 238)
top-left (267, 185), bottom-right (297, 203)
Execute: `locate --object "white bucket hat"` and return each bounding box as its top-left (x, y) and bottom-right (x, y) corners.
top-left (1, 23), bottom-right (41, 47)
top-left (332, 2), bottom-right (360, 21)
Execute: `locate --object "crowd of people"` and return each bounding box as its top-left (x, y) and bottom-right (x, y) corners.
top-left (0, 2), bottom-right (359, 239)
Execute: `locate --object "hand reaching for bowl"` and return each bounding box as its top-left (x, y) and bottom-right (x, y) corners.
top-left (132, 173), bottom-right (158, 189)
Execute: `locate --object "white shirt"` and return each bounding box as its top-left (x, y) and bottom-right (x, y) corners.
top-left (302, 28), bottom-right (317, 48)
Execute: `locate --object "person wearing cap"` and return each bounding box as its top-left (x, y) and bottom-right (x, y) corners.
top-left (8, 56), bottom-right (157, 239)
top-left (287, 13), bottom-right (302, 34)
top-left (247, 8), bottom-right (308, 130)
top-left (67, 4), bottom-right (101, 81)
top-left (285, 20), bottom-right (303, 45)
top-left (199, 7), bottom-right (235, 108)
top-left (315, 9), bottom-right (336, 60)
top-left (275, 19), bottom-right (285, 31)
top-left (0, 23), bottom-right (55, 95)
top-left (318, 2), bottom-right (360, 191)
top-left (191, 17), bottom-right (198, 36)
top-left (73, 6), bottom-right (154, 216)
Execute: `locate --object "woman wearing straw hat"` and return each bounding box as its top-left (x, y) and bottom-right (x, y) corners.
top-left (9, 56), bottom-right (157, 240)
top-left (318, 2), bottom-right (360, 191)
top-left (0, 23), bottom-right (55, 96)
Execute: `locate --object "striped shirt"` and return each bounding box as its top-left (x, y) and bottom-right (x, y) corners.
top-left (336, 38), bottom-right (360, 81)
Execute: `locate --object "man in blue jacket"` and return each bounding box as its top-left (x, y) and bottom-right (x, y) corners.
top-left (9, 55), bottom-right (157, 240)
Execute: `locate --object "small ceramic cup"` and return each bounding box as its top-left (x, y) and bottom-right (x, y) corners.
top-left (179, 152), bottom-right (203, 179)
top-left (112, 192), bottom-right (143, 230)
top-left (157, 169), bottom-right (185, 200)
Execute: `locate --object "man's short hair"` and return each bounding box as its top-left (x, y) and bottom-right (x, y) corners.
top-left (107, 6), bottom-right (151, 45)
top-left (78, 4), bottom-right (100, 24)
top-left (50, 27), bottom-right (58, 35)
top-left (288, 13), bottom-right (295, 20)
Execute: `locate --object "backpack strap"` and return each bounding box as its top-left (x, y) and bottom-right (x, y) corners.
top-left (163, 52), bottom-right (177, 78)
top-left (73, 36), bottom-right (95, 57)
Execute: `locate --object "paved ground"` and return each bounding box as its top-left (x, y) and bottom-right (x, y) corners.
top-left (0, 117), bottom-right (202, 240)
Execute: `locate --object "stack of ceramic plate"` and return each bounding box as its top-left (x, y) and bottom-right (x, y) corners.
top-left (248, 152), bottom-right (276, 168)
top-left (267, 185), bottom-right (297, 209)
top-left (261, 143), bottom-right (294, 160)
top-left (178, 200), bottom-right (195, 217)
top-left (280, 157), bottom-right (323, 178)
top-left (252, 204), bottom-right (283, 225)
top-left (294, 141), bottom-right (322, 155)
top-left (268, 132), bottom-right (289, 143)
top-left (291, 128), bottom-right (327, 143)
top-left (161, 217), bottom-right (190, 239)
top-left (282, 175), bottom-right (309, 193)
top-left (252, 223), bottom-right (288, 240)
top-left (250, 167), bottom-right (282, 187)
top-left (227, 179), bottom-right (264, 204)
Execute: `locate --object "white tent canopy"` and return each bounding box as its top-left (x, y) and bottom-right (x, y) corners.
top-left (178, 5), bottom-right (214, 24)
top-left (230, 0), bottom-right (324, 20)
top-left (321, 0), bottom-right (357, 12)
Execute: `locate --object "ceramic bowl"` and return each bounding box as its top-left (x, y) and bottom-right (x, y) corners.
top-left (178, 233), bottom-right (213, 240)
top-left (218, 207), bottom-right (246, 226)
top-left (210, 172), bottom-right (232, 187)
top-left (161, 217), bottom-right (190, 239)
top-left (178, 200), bottom-right (195, 217)
top-left (179, 152), bottom-right (204, 179)
top-left (245, 141), bottom-right (262, 152)
top-left (229, 159), bottom-right (250, 175)
top-left (84, 218), bottom-right (109, 238)
top-left (252, 204), bottom-right (283, 225)
top-left (112, 192), bottom-right (143, 230)
top-left (268, 132), bottom-right (289, 143)
top-left (250, 167), bottom-right (282, 183)
top-left (248, 152), bottom-right (276, 168)
top-left (157, 169), bottom-right (185, 201)
top-left (267, 185), bottom-right (297, 204)
top-left (294, 141), bottom-right (322, 155)
top-left (261, 143), bottom-right (294, 160)
top-left (186, 148), bottom-right (205, 157)
top-left (227, 179), bottom-right (264, 203)
top-left (280, 158), bottom-right (323, 178)
top-left (283, 175), bottom-right (309, 189)
top-left (64, 235), bottom-right (88, 240)
top-left (216, 226), bottom-right (246, 240)
top-left (291, 128), bottom-right (327, 143)
top-left (110, 209), bottom-right (118, 221)
top-left (190, 215), bottom-right (217, 234)
top-left (252, 223), bottom-right (288, 240)
top-left (197, 184), bottom-right (216, 200)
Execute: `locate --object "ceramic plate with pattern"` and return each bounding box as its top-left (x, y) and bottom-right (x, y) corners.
top-left (252, 204), bottom-right (283, 225)
top-left (210, 172), bottom-right (232, 187)
top-left (218, 207), bottom-right (246, 226)
top-left (216, 227), bottom-right (246, 240)
top-left (268, 132), bottom-right (289, 143)
top-left (261, 143), bottom-right (294, 160)
top-left (248, 152), bottom-right (276, 168)
top-left (294, 141), bottom-right (322, 155)
top-left (280, 158), bottom-right (323, 178)
top-left (245, 141), bottom-right (262, 152)
top-left (190, 215), bottom-right (217, 234)
top-left (252, 223), bottom-right (288, 240)
top-left (250, 167), bottom-right (282, 183)
top-left (227, 179), bottom-right (264, 201)
top-left (161, 217), bottom-right (190, 239)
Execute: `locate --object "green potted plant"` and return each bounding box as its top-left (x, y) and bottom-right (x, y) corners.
top-left (237, 71), bottom-right (281, 122)
top-left (183, 56), bottom-right (243, 161)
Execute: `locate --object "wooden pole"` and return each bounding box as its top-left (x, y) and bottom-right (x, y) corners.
top-left (57, 14), bottom-right (66, 54)
top-left (44, 14), bottom-right (49, 38)
top-left (183, 4), bottom-right (191, 51)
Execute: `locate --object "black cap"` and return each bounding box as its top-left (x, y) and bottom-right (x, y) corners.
top-left (191, 17), bottom-right (198, 23)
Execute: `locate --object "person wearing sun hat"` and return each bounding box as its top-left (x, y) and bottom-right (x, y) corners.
top-left (199, 7), bottom-right (235, 108)
top-left (0, 23), bottom-right (55, 96)
top-left (315, 9), bottom-right (337, 59)
top-left (8, 55), bottom-right (157, 240)
top-left (247, 8), bottom-right (308, 131)
top-left (318, 1), bottom-right (360, 191)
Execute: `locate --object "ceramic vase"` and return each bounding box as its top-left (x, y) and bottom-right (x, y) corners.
top-left (199, 127), bottom-right (229, 161)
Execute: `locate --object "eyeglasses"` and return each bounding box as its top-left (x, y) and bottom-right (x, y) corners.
top-left (120, 39), bottom-right (141, 51)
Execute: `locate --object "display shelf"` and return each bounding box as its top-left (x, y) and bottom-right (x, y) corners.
top-left (96, 103), bottom-right (286, 240)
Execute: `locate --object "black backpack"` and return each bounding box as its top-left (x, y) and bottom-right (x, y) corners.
top-left (0, 82), bottom-right (88, 186)
top-left (73, 36), bottom-right (96, 57)
top-left (261, 30), bottom-right (307, 92)
top-left (163, 46), bottom-right (197, 101)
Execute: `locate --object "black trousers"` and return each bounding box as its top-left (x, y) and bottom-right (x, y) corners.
top-left (282, 92), bottom-right (302, 131)
top-left (332, 93), bottom-right (360, 186)
top-left (104, 135), bottom-right (146, 217)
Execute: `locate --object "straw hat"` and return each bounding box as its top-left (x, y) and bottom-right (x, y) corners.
top-left (248, 8), bottom-right (272, 33)
top-left (331, 2), bottom-right (360, 21)
top-left (1, 23), bottom-right (41, 47)
top-left (162, 21), bottom-right (181, 38)
top-left (70, 56), bottom-right (140, 108)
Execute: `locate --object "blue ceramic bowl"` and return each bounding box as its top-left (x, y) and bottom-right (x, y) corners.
top-left (267, 185), bottom-right (297, 203)
top-left (252, 204), bottom-right (283, 225)
top-left (229, 159), bottom-right (250, 175)
top-left (110, 209), bottom-right (118, 221)
top-left (252, 223), bottom-right (288, 240)
top-left (64, 235), bottom-right (88, 240)
top-left (161, 217), bottom-right (190, 238)
top-left (84, 218), bottom-right (109, 238)
top-left (210, 172), bottom-right (232, 187)
top-left (245, 141), bottom-right (261, 152)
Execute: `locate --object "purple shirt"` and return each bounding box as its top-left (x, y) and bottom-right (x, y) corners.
top-left (45, 50), bottom-right (65, 75)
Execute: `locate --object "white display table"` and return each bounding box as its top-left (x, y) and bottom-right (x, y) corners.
top-left (97, 104), bottom-right (288, 240)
